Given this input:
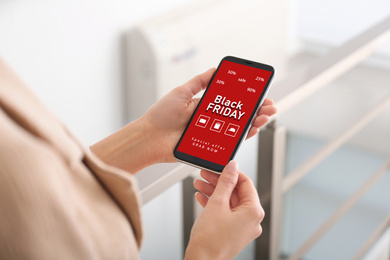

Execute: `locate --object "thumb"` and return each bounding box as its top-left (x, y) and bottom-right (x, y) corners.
top-left (209, 160), bottom-right (239, 206)
top-left (184, 68), bottom-right (215, 97)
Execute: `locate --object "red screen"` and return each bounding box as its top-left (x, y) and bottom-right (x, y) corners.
top-left (177, 60), bottom-right (272, 165)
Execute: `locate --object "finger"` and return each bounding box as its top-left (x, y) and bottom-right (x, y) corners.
top-left (254, 225), bottom-right (263, 239)
top-left (258, 105), bottom-right (277, 117)
top-left (245, 127), bottom-right (260, 140)
top-left (200, 170), bottom-right (220, 186)
top-left (251, 115), bottom-right (269, 128)
top-left (197, 174), bottom-right (241, 208)
top-left (235, 173), bottom-right (264, 226)
top-left (229, 188), bottom-right (240, 209)
top-left (195, 192), bottom-right (208, 208)
top-left (245, 115), bottom-right (269, 140)
top-left (262, 98), bottom-right (274, 106)
top-left (209, 160), bottom-right (239, 207)
top-left (194, 179), bottom-right (215, 197)
top-left (184, 68), bottom-right (216, 97)
top-left (236, 172), bottom-right (260, 205)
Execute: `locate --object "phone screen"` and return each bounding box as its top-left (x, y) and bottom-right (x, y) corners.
top-left (174, 56), bottom-right (274, 172)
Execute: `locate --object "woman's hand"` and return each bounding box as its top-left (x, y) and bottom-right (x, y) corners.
top-left (138, 68), bottom-right (217, 164)
top-left (140, 68), bottom-right (277, 163)
top-left (185, 161), bottom-right (264, 260)
top-left (91, 69), bottom-right (277, 174)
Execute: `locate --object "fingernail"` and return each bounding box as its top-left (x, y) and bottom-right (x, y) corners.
top-left (225, 160), bottom-right (239, 174)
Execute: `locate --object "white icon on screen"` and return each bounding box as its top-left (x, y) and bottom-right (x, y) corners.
top-left (224, 123), bottom-right (240, 137)
top-left (195, 115), bottom-right (210, 128)
top-left (210, 119), bottom-right (225, 133)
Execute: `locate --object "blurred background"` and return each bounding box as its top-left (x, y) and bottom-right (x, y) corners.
top-left (1, 0), bottom-right (390, 259)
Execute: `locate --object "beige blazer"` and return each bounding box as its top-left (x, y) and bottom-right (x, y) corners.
top-left (0, 58), bottom-right (142, 259)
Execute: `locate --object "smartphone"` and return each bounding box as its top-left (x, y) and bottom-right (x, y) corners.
top-left (174, 56), bottom-right (275, 173)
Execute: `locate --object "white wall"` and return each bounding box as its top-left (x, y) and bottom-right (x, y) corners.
top-left (0, 0), bottom-right (193, 144)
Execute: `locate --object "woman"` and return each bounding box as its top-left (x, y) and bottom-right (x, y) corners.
top-left (0, 60), bottom-right (277, 259)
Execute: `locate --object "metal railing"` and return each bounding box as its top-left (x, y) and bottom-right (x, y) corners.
top-left (135, 15), bottom-right (390, 260)
top-left (256, 15), bottom-right (390, 260)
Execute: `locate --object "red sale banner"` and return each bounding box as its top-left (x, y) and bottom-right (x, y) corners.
top-left (177, 60), bottom-right (272, 165)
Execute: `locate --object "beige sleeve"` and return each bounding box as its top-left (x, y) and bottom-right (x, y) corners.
top-left (0, 57), bottom-right (142, 259)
